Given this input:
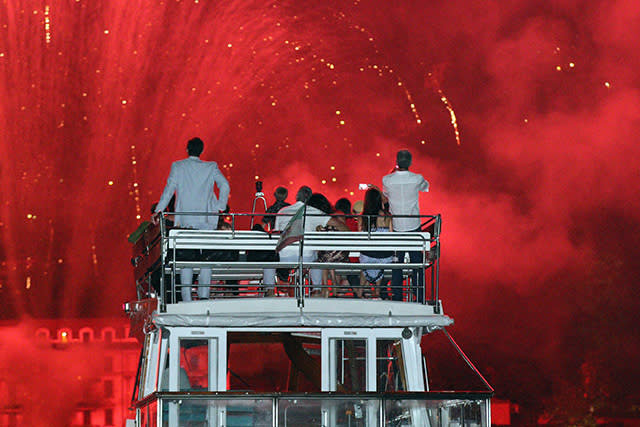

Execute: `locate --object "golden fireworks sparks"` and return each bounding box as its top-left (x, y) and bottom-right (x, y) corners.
top-left (427, 71), bottom-right (462, 145)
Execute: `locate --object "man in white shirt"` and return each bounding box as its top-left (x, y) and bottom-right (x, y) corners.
top-left (382, 150), bottom-right (429, 302)
top-left (263, 186), bottom-right (312, 293)
top-left (154, 137), bottom-right (230, 301)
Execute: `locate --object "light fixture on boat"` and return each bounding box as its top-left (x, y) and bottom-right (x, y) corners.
top-left (402, 327), bottom-right (413, 339)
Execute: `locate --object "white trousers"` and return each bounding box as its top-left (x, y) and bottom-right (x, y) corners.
top-left (263, 252), bottom-right (322, 290)
top-left (180, 267), bottom-right (211, 301)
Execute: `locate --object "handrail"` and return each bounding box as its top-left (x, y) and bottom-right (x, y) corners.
top-left (137, 212), bottom-right (442, 311)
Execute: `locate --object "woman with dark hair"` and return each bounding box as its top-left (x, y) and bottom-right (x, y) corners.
top-left (306, 193), bottom-right (333, 214)
top-left (358, 187), bottom-right (393, 298)
top-left (307, 193), bottom-right (350, 296)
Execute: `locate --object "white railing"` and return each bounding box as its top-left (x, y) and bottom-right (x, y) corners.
top-left (130, 212), bottom-right (441, 311)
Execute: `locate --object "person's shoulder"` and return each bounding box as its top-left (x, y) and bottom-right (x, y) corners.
top-left (409, 171), bottom-right (426, 180)
top-left (278, 203), bottom-right (299, 213)
top-left (173, 157), bottom-right (189, 165)
top-left (190, 158), bottom-right (220, 171)
top-left (273, 201), bottom-right (290, 211)
top-left (206, 160), bottom-right (221, 171)
top-left (194, 158), bottom-right (218, 167)
top-left (177, 156), bottom-right (206, 166)
top-left (305, 206), bottom-right (323, 215)
top-left (384, 170), bottom-right (404, 179)
top-left (170, 158), bottom-right (191, 171)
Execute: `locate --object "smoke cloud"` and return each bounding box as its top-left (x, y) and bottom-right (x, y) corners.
top-left (1, 0), bottom-right (639, 420)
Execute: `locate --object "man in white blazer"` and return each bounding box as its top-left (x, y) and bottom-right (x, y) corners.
top-left (154, 137), bottom-right (230, 301)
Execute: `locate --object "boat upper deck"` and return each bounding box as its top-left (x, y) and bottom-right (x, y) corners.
top-left (129, 212), bottom-right (443, 323)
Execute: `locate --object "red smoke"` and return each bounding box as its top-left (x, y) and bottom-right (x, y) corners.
top-left (1, 0), bottom-right (639, 422)
top-left (0, 321), bottom-right (107, 426)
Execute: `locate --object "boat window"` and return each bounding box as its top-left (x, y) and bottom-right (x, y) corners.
top-left (332, 339), bottom-right (367, 392)
top-left (228, 332), bottom-right (321, 392)
top-left (178, 339), bottom-right (208, 391)
top-left (376, 339), bottom-right (406, 392)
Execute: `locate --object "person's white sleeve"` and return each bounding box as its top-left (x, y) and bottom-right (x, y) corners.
top-left (419, 176), bottom-right (429, 192)
top-left (382, 176), bottom-right (390, 197)
top-left (155, 163), bottom-right (178, 212)
top-left (213, 165), bottom-right (230, 211)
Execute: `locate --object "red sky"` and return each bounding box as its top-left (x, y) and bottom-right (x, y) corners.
top-left (1, 0), bottom-right (639, 417)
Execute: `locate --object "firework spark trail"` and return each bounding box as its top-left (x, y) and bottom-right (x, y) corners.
top-left (43, 5), bottom-right (51, 44)
top-left (1, 0), bottom-right (435, 317)
top-left (426, 72), bottom-right (461, 145)
top-left (333, 10), bottom-right (424, 126)
top-left (439, 90), bottom-right (461, 145)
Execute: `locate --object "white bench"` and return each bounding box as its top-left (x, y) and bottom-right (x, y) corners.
top-left (163, 229), bottom-right (431, 279)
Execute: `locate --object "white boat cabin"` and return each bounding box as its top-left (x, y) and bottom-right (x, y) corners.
top-left (125, 213), bottom-right (492, 426)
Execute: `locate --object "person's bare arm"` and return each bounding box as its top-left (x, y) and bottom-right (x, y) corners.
top-left (327, 217), bottom-right (350, 231)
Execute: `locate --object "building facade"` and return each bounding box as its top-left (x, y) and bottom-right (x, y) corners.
top-left (0, 318), bottom-right (139, 427)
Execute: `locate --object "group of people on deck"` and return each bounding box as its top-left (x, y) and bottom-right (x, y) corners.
top-left (150, 137), bottom-right (429, 302)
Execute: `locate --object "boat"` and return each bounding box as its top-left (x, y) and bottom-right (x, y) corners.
top-left (125, 211), bottom-right (493, 426)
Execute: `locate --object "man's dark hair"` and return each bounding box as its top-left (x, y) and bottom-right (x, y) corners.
top-left (335, 198), bottom-right (352, 215)
top-left (296, 186), bottom-right (312, 203)
top-left (396, 149), bottom-right (412, 169)
top-left (274, 186), bottom-right (288, 202)
top-left (187, 137), bottom-right (204, 156)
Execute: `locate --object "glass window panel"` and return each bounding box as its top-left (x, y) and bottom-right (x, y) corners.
top-left (179, 339), bottom-right (209, 391)
top-left (172, 398), bottom-right (273, 427)
top-left (333, 339), bottom-right (367, 392)
top-left (279, 398), bottom-right (380, 427)
top-left (228, 333), bottom-right (321, 392)
top-left (385, 398), bottom-right (489, 427)
top-left (376, 339), bottom-right (406, 392)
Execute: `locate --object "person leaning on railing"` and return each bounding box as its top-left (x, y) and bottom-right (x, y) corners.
top-left (357, 187), bottom-right (393, 299)
top-left (382, 149), bottom-right (429, 302)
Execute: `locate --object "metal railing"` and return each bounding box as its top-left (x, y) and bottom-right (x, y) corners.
top-left (130, 212), bottom-right (441, 312)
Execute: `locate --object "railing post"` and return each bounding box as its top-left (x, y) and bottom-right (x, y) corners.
top-left (273, 395), bottom-right (278, 427)
top-left (297, 254), bottom-right (305, 308)
top-left (159, 214), bottom-right (167, 312)
top-left (433, 215), bottom-right (441, 313)
top-left (297, 208), bottom-right (307, 308)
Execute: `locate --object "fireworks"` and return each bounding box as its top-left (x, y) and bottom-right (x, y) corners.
top-left (0, 1), bottom-right (460, 317)
top-left (426, 71), bottom-right (461, 146)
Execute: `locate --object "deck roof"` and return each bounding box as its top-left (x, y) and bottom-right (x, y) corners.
top-left (154, 298), bottom-right (452, 329)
